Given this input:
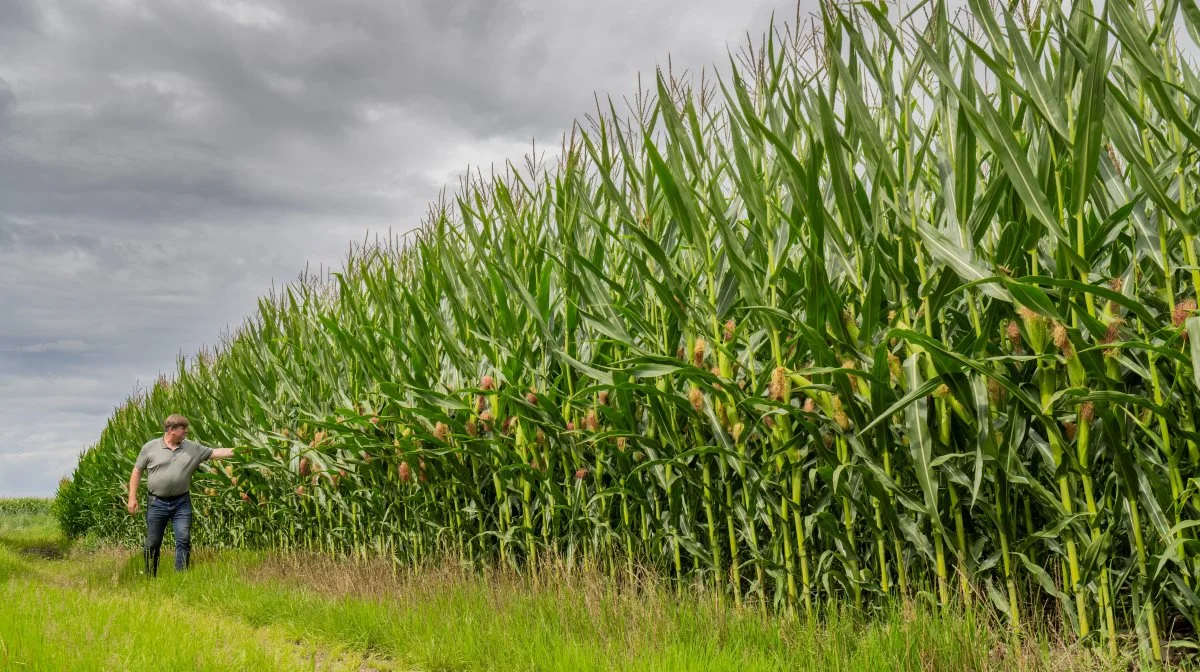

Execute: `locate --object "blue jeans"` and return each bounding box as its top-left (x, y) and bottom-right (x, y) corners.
top-left (144, 492), bottom-right (192, 576)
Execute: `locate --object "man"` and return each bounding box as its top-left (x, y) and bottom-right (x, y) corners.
top-left (127, 414), bottom-right (235, 576)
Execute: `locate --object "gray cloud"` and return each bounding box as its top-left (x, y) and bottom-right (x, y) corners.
top-left (0, 0), bottom-right (794, 496)
top-left (0, 0), bottom-right (40, 36)
top-left (18, 340), bottom-right (88, 354)
top-left (0, 77), bottom-right (13, 118)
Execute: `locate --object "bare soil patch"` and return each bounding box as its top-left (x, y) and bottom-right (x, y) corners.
top-left (17, 543), bottom-right (65, 560)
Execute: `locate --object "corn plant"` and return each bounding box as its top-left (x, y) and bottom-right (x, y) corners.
top-left (56, 0), bottom-right (1200, 661)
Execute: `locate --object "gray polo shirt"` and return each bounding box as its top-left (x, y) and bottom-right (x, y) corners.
top-left (134, 438), bottom-right (215, 497)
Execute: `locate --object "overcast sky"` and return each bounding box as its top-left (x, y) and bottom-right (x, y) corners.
top-left (0, 0), bottom-right (797, 496)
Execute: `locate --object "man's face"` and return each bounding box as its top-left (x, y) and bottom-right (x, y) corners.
top-left (166, 425), bottom-right (188, 443)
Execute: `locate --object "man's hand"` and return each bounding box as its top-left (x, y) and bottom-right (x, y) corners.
top-left (210, 447), bottom-right (235, 460)
top-left (127, 498), bottom-right (138, 515)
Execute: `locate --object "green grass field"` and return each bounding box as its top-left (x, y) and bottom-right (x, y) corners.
top-left (1, 499), bottom-right (1160, 671)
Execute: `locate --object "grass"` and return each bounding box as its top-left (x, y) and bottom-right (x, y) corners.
top-left (154, 555), bottom-right (1004, 671)
top-left (0, 517), bottom-right (397, 671)
top-left (0, 571), bottom-right (390, 671)
top-left (0, 499), bottom-right (1159, 671)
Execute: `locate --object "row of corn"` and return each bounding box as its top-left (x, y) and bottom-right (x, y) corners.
top-left (57, 0), bottom-right (1200, 662)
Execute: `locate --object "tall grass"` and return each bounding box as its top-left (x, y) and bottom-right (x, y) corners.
top-left (1, 504), bottom-right (1102, 671)
top-left (56, 0), bottom-right (1200, 663)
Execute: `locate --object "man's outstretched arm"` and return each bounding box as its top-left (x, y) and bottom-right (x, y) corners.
top-left (208, 447), bottom-right (235, 460)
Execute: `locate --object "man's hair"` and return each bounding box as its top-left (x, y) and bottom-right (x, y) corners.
top-left (164, 414), bottom-right (190, 431)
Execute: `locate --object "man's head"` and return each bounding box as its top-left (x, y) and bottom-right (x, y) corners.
top-left (163, 414), bottom-right (189, 444)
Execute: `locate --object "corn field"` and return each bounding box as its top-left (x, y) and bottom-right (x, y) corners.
top-left (56, 0), bottom-right (1200, 660)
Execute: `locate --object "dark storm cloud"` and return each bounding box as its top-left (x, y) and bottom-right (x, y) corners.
top-left (0, 0), bottom-right (785, 227)
top-left (0, 0), bottom-right (790, 496)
